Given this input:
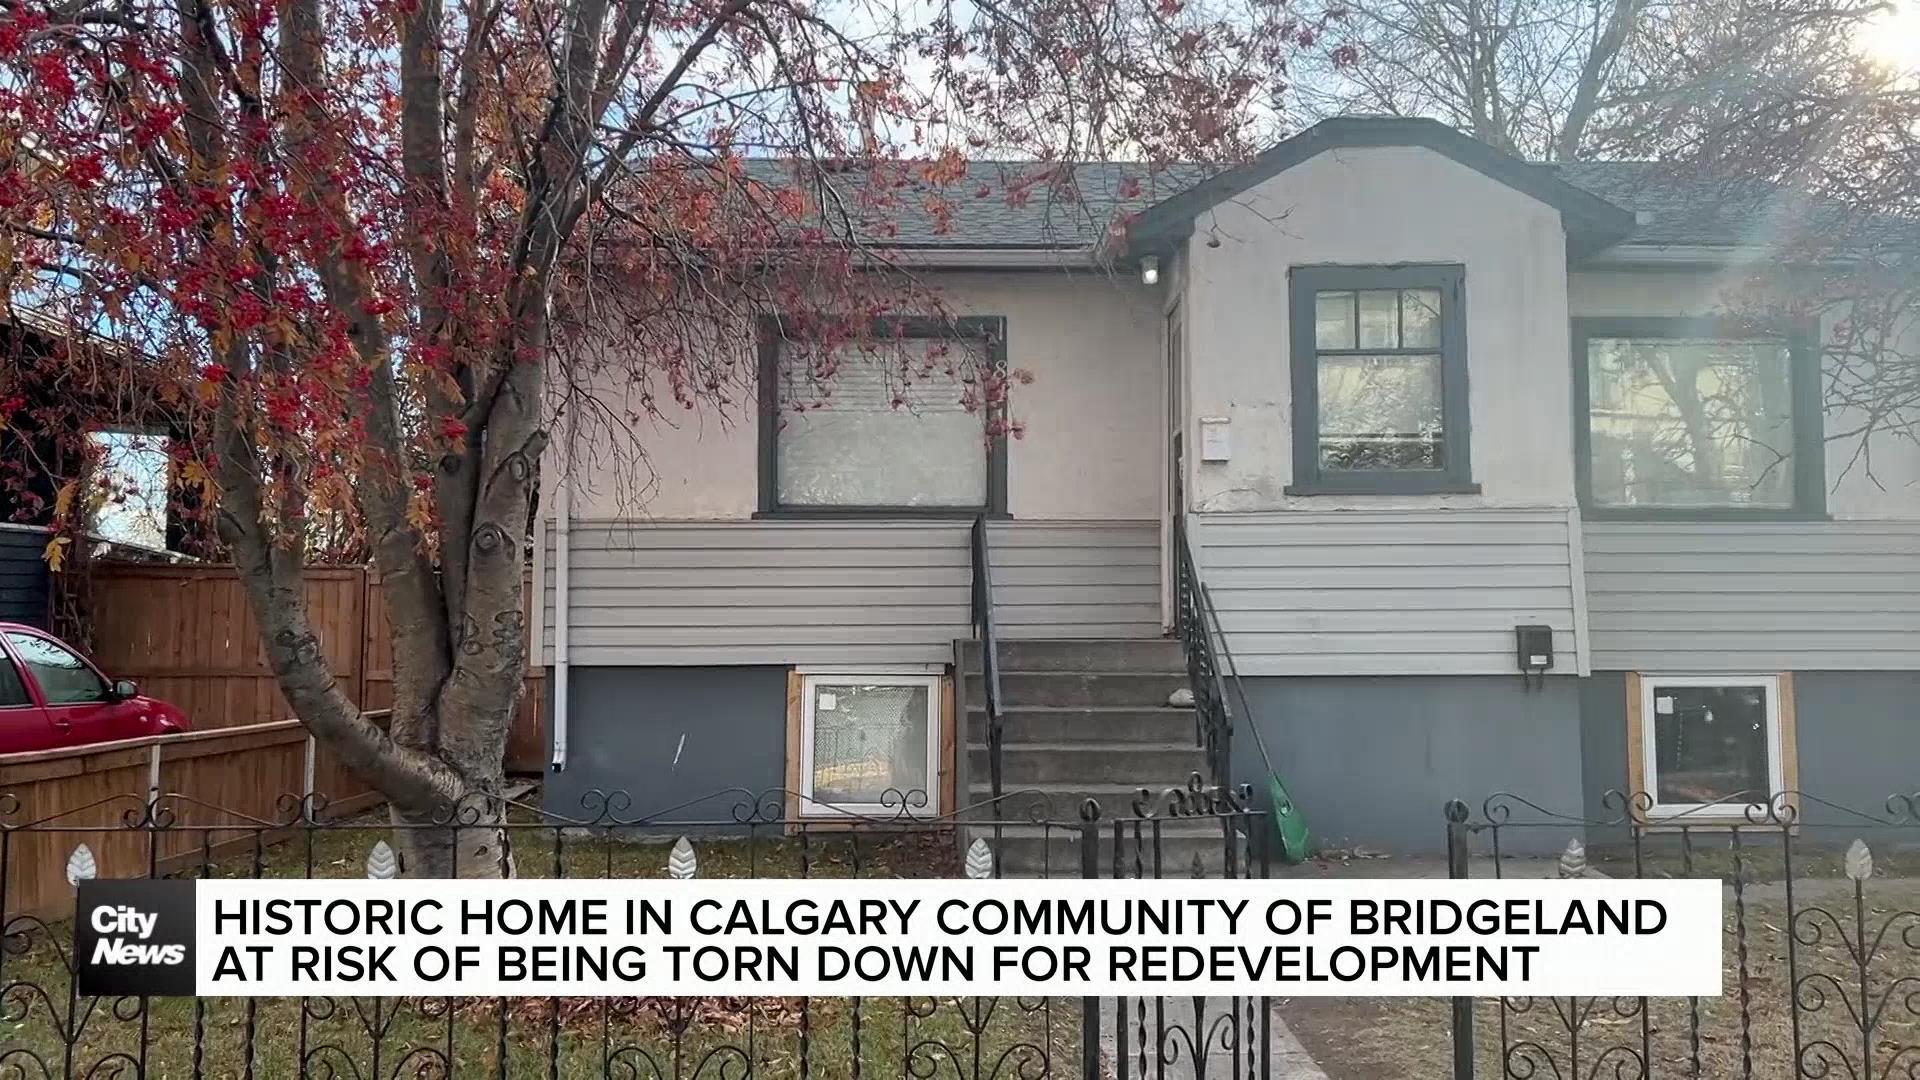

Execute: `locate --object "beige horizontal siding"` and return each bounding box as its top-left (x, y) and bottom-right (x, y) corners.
top-left (541, 519), bottom-right (1161, 666)
top-left (1583, 521), bottom-right (1920, 672)
top-left (987, 523), bottom-right (1161, 639)
top-left (1192, 510), bottom-right (1581, 676)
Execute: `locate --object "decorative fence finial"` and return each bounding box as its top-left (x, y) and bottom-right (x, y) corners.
top-left (667, 836), bottom-right (698, 879)
top-left (1845, 838), bottom-right (1874, 882)
top-left (1558, 838), bottom-right (1588, 878)
top-left (365, 839), bottom-right (398, 880)
top-left (66, 843), bottom-right (97, 888)
top-left (964, 837), bottom-right (994, 880)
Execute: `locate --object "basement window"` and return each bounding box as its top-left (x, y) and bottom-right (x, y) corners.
top-left (1634, 674), bottom-right (1792, 820)
top-left (797, 673), bottom-right (942, 817)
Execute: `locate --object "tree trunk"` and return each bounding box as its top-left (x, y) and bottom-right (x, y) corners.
top-left (388, 780), bottom-right (517, 878)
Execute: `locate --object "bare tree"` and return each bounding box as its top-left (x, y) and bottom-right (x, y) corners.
top-left (1659, 58), bottom-right (1920, 489)
top-left (3, 0), bottom-right (1307, 875)
top-left (1294, 0), bottom-right (1896, 160)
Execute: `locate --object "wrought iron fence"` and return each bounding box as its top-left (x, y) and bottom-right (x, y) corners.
top-left (0, 778), bottom-right (1273, 1080)
top-left (1446, 789), bottom-right (1920, 1080)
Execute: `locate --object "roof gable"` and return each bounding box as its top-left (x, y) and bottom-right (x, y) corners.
top-left (1123, 116), bottom-right (1637, 255)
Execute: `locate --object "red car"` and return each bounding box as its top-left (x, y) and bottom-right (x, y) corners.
top-left (0, 622), bottom-right (190, 753)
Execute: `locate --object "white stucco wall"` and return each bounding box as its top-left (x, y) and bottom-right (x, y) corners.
top-left (1570, 269), bottom-right (1920, 520)
top-left (549, 269), bottom-right (1165, 522)
top-left (1180, 145), bottom-right (1576, 512)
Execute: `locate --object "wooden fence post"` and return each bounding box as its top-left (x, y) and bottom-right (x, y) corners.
top-left (354, 565), bottom-right (373, 710)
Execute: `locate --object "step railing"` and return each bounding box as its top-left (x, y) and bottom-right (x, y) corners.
top-left (968, 515), bottom-right (1006, 815)
top-left (1172, 513), bottom-right (1234, 786)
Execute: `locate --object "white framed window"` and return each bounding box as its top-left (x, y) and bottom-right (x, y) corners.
top-left (798, 673), bottom-right (941, 817)
top-left (1636, 674), bottom-right (1787, 819)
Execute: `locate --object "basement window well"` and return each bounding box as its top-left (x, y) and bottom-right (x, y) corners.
top-left (796, 673), bottom-right (943, 818)
top-left (1631, 674), bottom-right (1795, 821)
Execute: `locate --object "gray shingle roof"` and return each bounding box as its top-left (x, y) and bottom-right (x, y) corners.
top-left (773, 151), bottom-right (1912, 253)
top-left (749, 159), bottom-right (1214, 248)
top-left (1549, 161), bottom-right (1805, 248)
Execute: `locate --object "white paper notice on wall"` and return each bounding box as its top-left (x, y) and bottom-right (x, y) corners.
top-left (818, 693), bottom-right (838, 711)
top-left (1199, 417), bottom-right (1231, 462)
top-left (1655, 696), bottom-right (1674, 715)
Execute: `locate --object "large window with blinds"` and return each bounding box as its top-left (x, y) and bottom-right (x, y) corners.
top-left (758, 317), bottom-right (1008, 514)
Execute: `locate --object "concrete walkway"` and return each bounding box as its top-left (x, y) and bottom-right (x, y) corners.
top-left (1095, 998), bottom-right (1328, 1079)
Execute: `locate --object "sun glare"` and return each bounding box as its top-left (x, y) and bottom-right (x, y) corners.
top-left (1861, 0), bottom-right (1920, 73)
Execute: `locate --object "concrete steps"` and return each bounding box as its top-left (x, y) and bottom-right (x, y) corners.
top-left (958, 637), bottom-right (1186, 671)
top-left (969, 743), bottom-right (1207, 784)
top-left (966, 706), bottom-right (1199, 745)
top-left (958, 636), bottom-right (1220, 876)
top-left (963, 671), bottom-right (1190, 708)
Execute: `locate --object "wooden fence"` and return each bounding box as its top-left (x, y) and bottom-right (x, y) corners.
top-left (0, 718), bottom-right (384, 920)
top-left (82, 563), bottom-right (546, 772)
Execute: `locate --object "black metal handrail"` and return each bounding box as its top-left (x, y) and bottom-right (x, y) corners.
top-left (968, 515), bottom-right (1005, 809)
top-left (1175, 513), bottom-right (1280, 793)
top-left (1171, 514), bottom-right (1233, 785)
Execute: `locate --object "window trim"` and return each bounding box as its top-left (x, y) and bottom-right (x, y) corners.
top-left (1627, 671), bottom-right (1798, 823)
top-left (1572, 316), bottom-right (1826, 520)
top-left (1285, 264), bottom-right (1478, 496)
top-left (757, 315), bottom-right (1010, 518)
top-left (793, 671), bottom-right (945, 819)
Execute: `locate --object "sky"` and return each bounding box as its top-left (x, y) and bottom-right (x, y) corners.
top-left (89, 432), bottom-right (169, 551)
top-left (1862, 0), bottom-right (1920, 72)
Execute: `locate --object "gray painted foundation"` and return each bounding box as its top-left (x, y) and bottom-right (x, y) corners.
top-left (1791, 671), bottom-right (1920, 830)
top-left (543, 665), bottom-right (1920, 855)
top-left (543, 666), bottom-right (789, 823)
top-left (1235, 675), bottom-right (1584, 855)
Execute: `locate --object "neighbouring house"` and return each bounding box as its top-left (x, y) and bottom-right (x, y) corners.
top-left (536, 116), bottom-right (1920, 855)
top-left (0, 316), bottom-right (202, 558)
top-left (0, 315), bottom-right (207, 644)
top-left (0, 523), bottom-right (51, 628)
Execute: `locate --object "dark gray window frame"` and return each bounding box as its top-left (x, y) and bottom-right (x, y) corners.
top-left (1285, 264), bottom-right (1478, 496)
top-left (1572, 316), bottom-right (1826, 521)
top-left (757, 314), bottom-right (1010, 519)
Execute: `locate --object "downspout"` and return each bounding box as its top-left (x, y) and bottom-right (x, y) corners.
top-left (550, 435), bottom-right (572, 771)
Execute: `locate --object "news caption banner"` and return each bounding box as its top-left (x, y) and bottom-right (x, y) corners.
top-left (76, 878), bottom-right (1722, 999)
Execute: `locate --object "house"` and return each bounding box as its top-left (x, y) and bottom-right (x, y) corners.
top-left (534, 116), bottom-right (1920, 854)
top-left (0, 316), bottom-right (206, 646)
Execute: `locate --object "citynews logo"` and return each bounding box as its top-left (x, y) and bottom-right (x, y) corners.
top-left (75, 880), bottom-right (197, 996)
